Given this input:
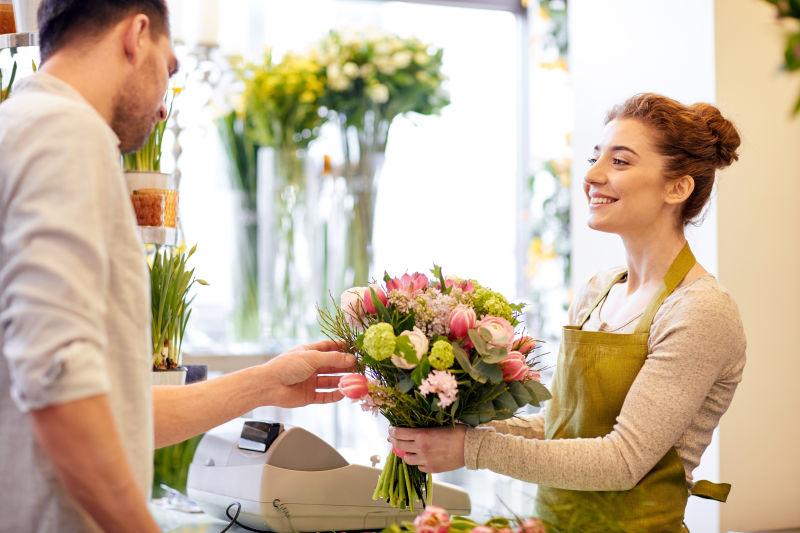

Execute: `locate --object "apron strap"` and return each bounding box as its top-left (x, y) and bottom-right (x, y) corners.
top-left (690, 480), bottom-right (731, 503)
top-left (578, 270), bottom-right (628, 328)
top-left (633, 243), bottom-right (696, 334)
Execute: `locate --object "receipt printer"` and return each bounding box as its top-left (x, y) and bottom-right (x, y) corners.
top-left (186, 419), bottom-right (471, 532)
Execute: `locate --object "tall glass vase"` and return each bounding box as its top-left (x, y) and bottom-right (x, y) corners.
top-left (340, 112), bottom-right (389, 289)
top-left (232, 192), bottom-right (260, 343)
top-left (260, 145), bottom-right (319, 345)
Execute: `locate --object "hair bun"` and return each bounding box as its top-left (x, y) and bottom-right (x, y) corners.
top-left (691, 103), bottom-right (741, 168)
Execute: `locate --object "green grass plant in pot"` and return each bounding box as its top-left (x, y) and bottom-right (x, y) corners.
top-left (149, 244), bottom-right (207, 385)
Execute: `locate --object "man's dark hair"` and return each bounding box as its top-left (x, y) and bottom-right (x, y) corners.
top-left (38, 0), bottom-right (169, 62)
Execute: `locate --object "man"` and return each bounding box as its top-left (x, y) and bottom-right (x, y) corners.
top-left (0, 1), bottom-right (354, 531)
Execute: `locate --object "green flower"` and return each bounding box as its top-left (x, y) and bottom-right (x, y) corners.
top-left (471, 286), bottom-right (514, 322)
top-left (364, 323), bottom-right (396, 361)
top-left (429, 340), bottom-right (455, 370)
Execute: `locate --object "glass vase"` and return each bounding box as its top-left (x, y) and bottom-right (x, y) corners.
top-left (260, 145), bottom-right (319, 345)
top-left (232, 191), bottom-right (261, 343)
top-left (339, 113), bottom-right (388, 289)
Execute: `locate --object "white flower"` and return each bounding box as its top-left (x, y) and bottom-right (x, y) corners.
top-left (391, 327), bottom-right (428, 370)
top-left (366, 83), bottom-right (390, 104)
top-left (375, 41), bottom-right (393, 56)
top-left (342, 62), bottom-right (360, 78)
top-left (375, 57), bottom-right (396, 75)
top-left (360, 63), bottom-right (376, 79)
top-left (392, 51), bottom-right (413, 70)
top-left (329, 74), bottom-right (351, 91)
top-left (340, 287), bottom-right (367, 326)
top-left (414, 52), bottom-right (430, 66)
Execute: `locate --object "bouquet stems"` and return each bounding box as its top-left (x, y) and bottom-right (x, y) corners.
top-left (372, 451), bottom-right (432, 511)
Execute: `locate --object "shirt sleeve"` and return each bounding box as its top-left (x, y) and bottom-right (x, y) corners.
top-left (0, 112), bottom-right (116, 412)
top-left (463, 285), bottom-right (745, 490)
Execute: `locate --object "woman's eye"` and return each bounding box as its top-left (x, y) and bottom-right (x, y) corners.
top-left (612, 158), bottom-right (628, 165)
top-left (587, 158), bottom-right (598, 165)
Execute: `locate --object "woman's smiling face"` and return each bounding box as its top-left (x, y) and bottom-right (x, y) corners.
top-left (584, 118), bottom-right (682, 236)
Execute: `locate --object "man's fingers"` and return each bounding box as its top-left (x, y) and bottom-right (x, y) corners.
top-left (313, 390), bottom-right (344, 404)
top-left (303, 339), bottom-right (346, 352)
top-left (308, 351), bottom-right (356, 371)
top-left (316, 376), bottom-right (341, 389)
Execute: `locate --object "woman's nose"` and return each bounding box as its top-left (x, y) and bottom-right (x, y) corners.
top-left (584, 160), bottom-right (607, 186)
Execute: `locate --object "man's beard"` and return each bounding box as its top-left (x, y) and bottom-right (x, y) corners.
top-left (111, 69), bottom-right (160, 154)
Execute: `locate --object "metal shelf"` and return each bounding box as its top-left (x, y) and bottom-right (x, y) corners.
top-left (0, 32), bottom-right (38, 50)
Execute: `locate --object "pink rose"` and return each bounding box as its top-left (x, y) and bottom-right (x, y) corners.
top-left (478, 316), bottom-right (515, 349)
top-left (363, 284), bottom-right (388, 314)
top-left (448, 304), bottom-right (477, 339)
top-left (338, 373), bottom-right (369, 400)
top-left (413, 505), bottom-right (450, 531)
top-left (500, 351), bottom-right (528, 382)
top-left (512, 335), bottom-right (536, 355)
top-left (517, 518), bottom-right (546, 533)
top-left (386, 272), bottom-right (429, 296)
top-left (470, 527), bottom-right (495, 533)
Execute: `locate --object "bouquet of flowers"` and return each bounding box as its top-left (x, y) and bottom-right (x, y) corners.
top-left (314, 29), bottom-right (449, 137)
top-left (383, 505), bottom-right (546, 533)
top-left (319, 266), bottom-right (550, 511)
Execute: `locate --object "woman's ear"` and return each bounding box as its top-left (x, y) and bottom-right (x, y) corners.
top-left (665, 174), bottom-right (695, 206)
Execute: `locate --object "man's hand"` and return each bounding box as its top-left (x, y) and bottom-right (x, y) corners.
top-left (261, 340), bottom-right (356, 408)
top-left (387, 425), bottom-right (467, 474)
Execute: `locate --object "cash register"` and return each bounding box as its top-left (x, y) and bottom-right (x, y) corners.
top-left (186, 419), bottom-right (471, 532)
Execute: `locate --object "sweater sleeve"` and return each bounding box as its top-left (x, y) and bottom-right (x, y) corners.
top-left (463, 283), bottom-right (745, 491)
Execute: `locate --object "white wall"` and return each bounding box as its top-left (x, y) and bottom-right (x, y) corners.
top-left (569, 1), bottom-right (720, 531)
top-left (716, 1), bottom-right (800, 530)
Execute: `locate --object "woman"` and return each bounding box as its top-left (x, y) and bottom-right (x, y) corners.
top-left (388, 93), bottom-right (746, 532)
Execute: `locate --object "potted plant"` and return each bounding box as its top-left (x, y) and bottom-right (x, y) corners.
top-left (0, 58), bottom-right (16, 103)
top-left (124, 89), bottom-right (179, 242)
top-left (149, 244), bottom-right (207, 385)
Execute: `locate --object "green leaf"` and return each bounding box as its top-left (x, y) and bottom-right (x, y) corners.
top-left (525, 380), bottom-right (553, 406)
top-left (396, 375), bottom-right (414, 394)
top-left (493, 390), bottom-right (518, 413)
top-left (411, 356), bottom-right (431, 386)
top-left (467, 329), bottom-right (489, 354)
top-left (474, 360), bottom-right (503, 384)
top-left (508, 380), bottom-right (533, 406)
top-left (449, 396), bottom-right (460, 417)
top-left (394, 335), bottom-right (418, 364)
top-left (478, 402), bottom-right (496, 424)
top-left (369, 287), bottom-right (393, 324)
top-left (480, 346), bottom-right (508, 364)
top-left (459, 413), bottom-right (480, 427)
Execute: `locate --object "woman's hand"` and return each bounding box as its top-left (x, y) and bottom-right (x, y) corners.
top-left (388, 425), bottom-right (467, 473)
top-left (259, 340), bottom-right (355, 408)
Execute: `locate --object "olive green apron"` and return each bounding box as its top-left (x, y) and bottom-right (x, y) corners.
top-left (535, 244), bottom-right (730, 533)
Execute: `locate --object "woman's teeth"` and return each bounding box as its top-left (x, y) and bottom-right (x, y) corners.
top-left (590, 197), bottom-right (616, 205)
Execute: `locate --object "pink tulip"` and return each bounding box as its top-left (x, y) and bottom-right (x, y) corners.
top-left (513, 336), bottom-right (536, 355)
top-left (386, 272), bottom-right (429, 296)
top-left (413, 505), bottom-right (450, 531)
top-left (517, 518), bottom-right (546, 533)
top-left (338, 373), bottom-right (369, 400)
top-left (448, 304), bottom-right (477, 339)
top-left (340, 287), bottom-right (366, 326)
top-left (445, 277), bottom-right (475, 293)
top-left (363, 284), bottom-right (388, 314)
top-left (501, 351), bottom-right (528, 382)
top-left (478, 316), bottom-right (516, 350)
top-left (470, 527), bottom-right (495, 533)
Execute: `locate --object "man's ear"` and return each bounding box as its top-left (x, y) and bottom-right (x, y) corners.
top-left (665, 174), bottom-right (695, 206)
top-left (121, 14), bottom-right (152, 65)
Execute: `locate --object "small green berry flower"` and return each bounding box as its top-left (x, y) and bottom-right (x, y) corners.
top-left (363, 323), bottom-right (396, 361)
top-left (429, 340), bottom-right (455, 370)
